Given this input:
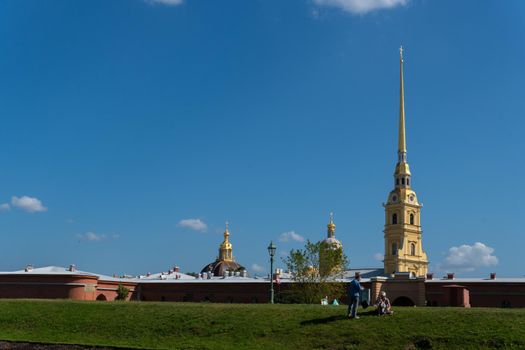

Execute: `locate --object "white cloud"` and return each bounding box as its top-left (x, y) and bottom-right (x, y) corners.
top-left (440, 242), bottom-right (498, 272)
top-left (177, 218), bottom-right (207, 232)
top-left (373, 252), bottom-right (384, 261)
top-left (0, 203), bottom-right (10, 211)
top-left (11, 196), bottom-right (47, 213)
top-left (279, 230), bottom-right (305, 243)
top-left (251, 263), bottom-right (265, 273)
top-left (146, 0), bottom-right (184, 6)
top-left (313, 0), bottom-right (408, 14)
top-left (77, 232), bottom-right (106, 242)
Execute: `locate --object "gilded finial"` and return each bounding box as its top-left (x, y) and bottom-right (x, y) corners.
top-left (327, 212), bottom-right (336, 237)
top-left (221, 221), bottom-right (229, 240)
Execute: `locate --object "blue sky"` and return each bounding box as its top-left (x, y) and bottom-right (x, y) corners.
top-left (0, 0), bottom-right (523, 277)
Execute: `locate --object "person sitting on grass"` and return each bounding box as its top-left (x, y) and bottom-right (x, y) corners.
top-left (375, 291), bottom-right (393, 316)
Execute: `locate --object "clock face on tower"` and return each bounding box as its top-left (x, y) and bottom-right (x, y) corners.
top-left (409, 195), bottom-right (415, 203)
top-left (392, 195), bottom-right (397, 203)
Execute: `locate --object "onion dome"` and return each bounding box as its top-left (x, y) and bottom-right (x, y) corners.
top-left (200, 222), bottom-right (246, 277)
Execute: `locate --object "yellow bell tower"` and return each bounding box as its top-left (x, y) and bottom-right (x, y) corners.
top-left (383, 47), bottom-right (428, 277)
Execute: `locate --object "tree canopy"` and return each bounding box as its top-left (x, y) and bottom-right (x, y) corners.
top-left (282, 240), bottom-right (348, 304)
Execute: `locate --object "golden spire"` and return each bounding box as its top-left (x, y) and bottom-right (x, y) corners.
top-left (327, 212), bottom-right (336, 238)
top-left (394, 46), bottom-right (411, 180)
top-left (398, 45), bottom-right (407, 155)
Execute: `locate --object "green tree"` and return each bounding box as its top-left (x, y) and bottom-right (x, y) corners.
top-left (283, 240), bottom-right (348, 304)
top-left (115, 284), bottom-right (130, 301)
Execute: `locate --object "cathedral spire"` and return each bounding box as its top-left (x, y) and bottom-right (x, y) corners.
top-left (394, 46), bottom-right (411, 185)
top-left (383, 47), bottom-right (428, 277)
top-left (398, 45), bottom-right (407, 159)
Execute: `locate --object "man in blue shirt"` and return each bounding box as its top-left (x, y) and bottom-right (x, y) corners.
top-left (348, 272), bottom-right (363, 319)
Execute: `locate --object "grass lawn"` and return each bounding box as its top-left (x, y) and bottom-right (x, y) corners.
top-left (0, 300), bottom-right (524, 349)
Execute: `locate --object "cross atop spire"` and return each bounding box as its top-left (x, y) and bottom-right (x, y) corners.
top-left (223, 221), bottom-right (230, 240)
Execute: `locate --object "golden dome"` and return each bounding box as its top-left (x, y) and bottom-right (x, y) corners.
top-left (201, 221), bottom-right (246, 276)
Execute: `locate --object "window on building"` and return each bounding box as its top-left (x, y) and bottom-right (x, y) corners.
top-left (411, 243), bottom-right (416, 256)
top-left (401, 178), bottom-right (405, 185)
top-left (410, 213), bottom-right (415, 225)
top-left (392, 242), bottom-right (398, 256)
top-left (407, 178), bottom-right (410, 186)
top-left (392, 213), bottom-right (398, 225)
top-left (396, 178), bottom-right (399, 186)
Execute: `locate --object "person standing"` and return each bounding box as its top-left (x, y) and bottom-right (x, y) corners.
top-left (348, 272), bottom-right (363, 319)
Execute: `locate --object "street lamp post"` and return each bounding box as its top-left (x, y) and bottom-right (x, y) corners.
top-left (267, 241), bottom-right (276, 304)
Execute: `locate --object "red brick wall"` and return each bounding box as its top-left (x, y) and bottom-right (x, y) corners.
top-left (0, 275), bottom-right (99, 301)
top-left (426, 282), bottom-right (525, 308)
top-left (96, 281), bottom-right (137, 301)
top-left (2, 273), bottom-right (524, 308)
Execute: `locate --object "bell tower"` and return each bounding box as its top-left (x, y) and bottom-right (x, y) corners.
top-left (383, 47), bottom-right (428, 277)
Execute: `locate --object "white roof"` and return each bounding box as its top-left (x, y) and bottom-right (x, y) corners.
top-left (0, 265), bottom-right (97, 277)
top-left (139, 271), bottom-right (197, 280)
top-left (0, 265), bottom-right (273, 283)
top-left (342, 268), bottom-right (385, 280)
top-left (136, 275), bottom-right (267, 284)
top-left (426, 277), bottom-right (525, 283)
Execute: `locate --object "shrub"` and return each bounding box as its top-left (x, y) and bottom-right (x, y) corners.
top-left (115, 284), bottom-right (130, 301)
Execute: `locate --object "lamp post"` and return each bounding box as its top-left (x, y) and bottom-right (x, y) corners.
top-left (267, 241), bottom-right (277, 304)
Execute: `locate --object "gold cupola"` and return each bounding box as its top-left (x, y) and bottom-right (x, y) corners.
top-left (219, 222), bottom-right (233, 261)
top-left (201, 221), bottom-right (246, 277)
top-left (321, 212), bottom-right (342, 249)
top-left (327, 212), bottom-right (336, 238)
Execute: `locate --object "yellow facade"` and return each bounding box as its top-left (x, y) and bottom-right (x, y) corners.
top-left (383, 47), bottom-right (428, 277)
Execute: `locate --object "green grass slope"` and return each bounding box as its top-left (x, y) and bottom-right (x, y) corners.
top-left (0, 300), bottom-right (524, 349)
